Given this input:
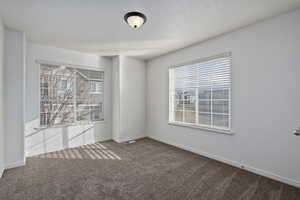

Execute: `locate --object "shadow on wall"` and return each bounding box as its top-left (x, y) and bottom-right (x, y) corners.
top-left (25, 119), bottom-right (107, 157)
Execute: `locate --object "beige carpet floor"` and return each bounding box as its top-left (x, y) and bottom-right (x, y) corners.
top-left (0, 138), bottom-right (299, 200)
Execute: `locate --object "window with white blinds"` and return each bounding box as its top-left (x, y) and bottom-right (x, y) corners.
top-left (169, 53), bottom-right (232, 132)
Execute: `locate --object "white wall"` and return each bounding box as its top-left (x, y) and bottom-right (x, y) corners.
top-left (147, 9), bottom-right (300, 187)
top-left (4, 28), bottom-right (26, 168)
top-left (25, 42), bottom-right (112, 156)
top-left (119, 56), bottom-right (146, 142)
top-left (112, 56), bottom-right (120, 141)
top-left (0, 18), bottom-right (5, 176)
top-left (112, 56), bottom-right (146, 142)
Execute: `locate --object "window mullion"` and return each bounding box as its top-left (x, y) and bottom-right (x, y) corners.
top-left (73, 71), bottom-right (77, 123)
top-left (169, 70), bottom-right (174, 122)
top-left (182, 89), bottom-right (185, 122)
top-left (210, 86), bottom-right (213, 128)
top-left (195, 87), bottom-right (199, 124)
top-left (88, 78), bottom-right (91, 121)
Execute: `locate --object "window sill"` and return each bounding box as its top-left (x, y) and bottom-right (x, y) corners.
top-left (35, 121), bottom-right (106, 130)
top-left (168, 122), bottom-right (234, 135)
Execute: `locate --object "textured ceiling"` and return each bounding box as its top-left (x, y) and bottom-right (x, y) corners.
top-left (0, 0), bottom-right (300, 60)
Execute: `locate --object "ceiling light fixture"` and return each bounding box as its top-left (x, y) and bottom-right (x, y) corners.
top-left (124, 11), bottom-right (147, 29)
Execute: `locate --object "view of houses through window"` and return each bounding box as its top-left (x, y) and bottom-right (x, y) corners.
top-left (169, 53), bottom-right (231, 131)
top-left (40, 64), bottom-right (104, 127)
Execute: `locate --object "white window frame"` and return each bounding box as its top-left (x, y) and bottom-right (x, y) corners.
top-left (37, 60), bottom-right (105, 128)
top-left (168, 52), bottom-right (233, 135)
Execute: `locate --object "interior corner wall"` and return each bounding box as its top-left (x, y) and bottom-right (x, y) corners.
top-left (112, 56), bottom-right (120, 142)
top-left (119, 56), bottom-right (146, 142)
top-left (0, 18), bottom-right (5, 176)
top-left (25, 42), bottom-right (113, 157)
top-left (4, 28), bottom-right (26, 168)
top-left (146, 9), bottom-right (300, 187)
top-left (112, 56), bottom-right (146, 143)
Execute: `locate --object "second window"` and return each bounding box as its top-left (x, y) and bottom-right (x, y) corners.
top-left (169, 53), bottom-right (232, 131)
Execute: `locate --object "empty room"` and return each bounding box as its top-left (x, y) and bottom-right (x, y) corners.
top-left (0, 1), bottom-right (300, 199)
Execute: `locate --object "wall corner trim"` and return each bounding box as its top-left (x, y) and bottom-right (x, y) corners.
top-left (147, 135), bottom-right (300, 189)
top-left (0, 166), bottom-right (4, 178)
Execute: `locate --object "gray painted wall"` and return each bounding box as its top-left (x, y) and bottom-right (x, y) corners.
top-left (4, 28), bottom-right (26, 168)
top-left (112, 56), bottom-right (146, 142)
top-left (147, 9), bottom-right (300, 187)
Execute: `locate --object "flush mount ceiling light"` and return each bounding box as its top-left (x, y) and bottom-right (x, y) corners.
top-left (124, 11), bottom-right (147, 29)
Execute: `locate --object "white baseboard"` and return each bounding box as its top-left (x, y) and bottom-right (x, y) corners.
top-left (148, 135), bottom-right (300, 188)
top-left (5, 160), bottom-right (26, 170)
top-left (114, 135), bottom-right (147, 143)
top-left (96, 137), bottom-right (112, 143)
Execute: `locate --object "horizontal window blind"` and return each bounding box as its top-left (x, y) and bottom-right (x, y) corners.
top-left (169, 53), bottom-right (232, 131)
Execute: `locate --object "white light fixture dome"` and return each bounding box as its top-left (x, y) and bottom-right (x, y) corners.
top-left (124, 11), bottom-right (147, 29)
